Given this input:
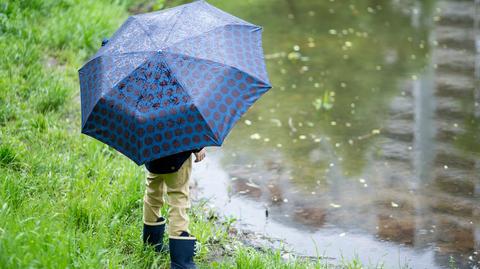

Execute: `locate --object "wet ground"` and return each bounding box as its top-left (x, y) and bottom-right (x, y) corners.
top-left (163, 0), bottom-right (480, 268)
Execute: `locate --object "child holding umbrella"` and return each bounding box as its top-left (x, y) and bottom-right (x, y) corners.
top-left (143, 148), bottom-right (206, 269)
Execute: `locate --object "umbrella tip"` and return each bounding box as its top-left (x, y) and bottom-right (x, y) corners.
top-left (101, 38), bottom-right (109, 47)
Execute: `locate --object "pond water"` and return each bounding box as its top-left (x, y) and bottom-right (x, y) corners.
top-left (163, 0), bottom-right (480, 268)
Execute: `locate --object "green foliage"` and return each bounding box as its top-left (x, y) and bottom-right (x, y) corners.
top-left (34, 85), bottom-right (69, 113)
top-left (0, 102), bottom-right (17, 126)
top-left (128, 0), bottom-right (166, 13)
top-left (30, 114), bottom-right (48, 132)
top-left (0, 144), bottom-right (18, 168)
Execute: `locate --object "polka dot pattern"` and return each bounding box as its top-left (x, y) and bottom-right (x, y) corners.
top-left (82, 53), bottom-right (216, 164)
top-left (166, 24), bottom-right (269, 85)
top-left (79, 0), bottom-right (271, 165)
top-left (80, 52), bottom-right (154, 126)
top-left (163, 52), bottom-right (270, 142)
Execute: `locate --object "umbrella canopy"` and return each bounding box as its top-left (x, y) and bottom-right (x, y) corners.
top-left (79, 0), bottom-right (271, 165)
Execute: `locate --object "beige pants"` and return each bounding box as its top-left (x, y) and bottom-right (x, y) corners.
top-left (143, 155), bottom-right (192, 236)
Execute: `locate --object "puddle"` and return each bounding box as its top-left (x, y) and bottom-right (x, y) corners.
top-left (160, 0), bottom-right (480, 267)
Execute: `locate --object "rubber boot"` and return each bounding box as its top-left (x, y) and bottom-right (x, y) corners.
top-left (143, 217), bottom-right (167, 253)
top-left (169, 231), bottom-right (197, 269)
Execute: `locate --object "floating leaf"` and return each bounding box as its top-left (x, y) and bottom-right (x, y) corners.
top-left (246, 182), bottom-right (260, 189)
top-left (330, 203), bottom-right (341, 208)
top-left (270, 119), bottom-right (282, 127)
top-left (287, 51), bottom-right (301, 61)
top-left (250, 133), bottom-right (261, 140)
top-left (313, 98), bottom-right (322, 110)
top-left (323, 91), bottom-right (334, 110)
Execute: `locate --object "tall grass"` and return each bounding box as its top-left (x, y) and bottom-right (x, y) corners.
top-left (0, 0), bottom-right (367, 268)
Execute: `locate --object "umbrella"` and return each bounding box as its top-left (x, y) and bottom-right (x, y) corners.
top-left (79, 0), bottom-right (271, 165)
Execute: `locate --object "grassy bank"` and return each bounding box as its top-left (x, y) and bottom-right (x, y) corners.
top-left (0, 1), bottom-right (366, 268)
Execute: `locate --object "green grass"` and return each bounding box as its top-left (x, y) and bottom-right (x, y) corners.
top-left (0, 0), bottom-right (372, 268)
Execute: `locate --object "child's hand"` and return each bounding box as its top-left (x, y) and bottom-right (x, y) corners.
top-left (194, 148), bottom-right (206, 162)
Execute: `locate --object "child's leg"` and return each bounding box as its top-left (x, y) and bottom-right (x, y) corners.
top-left (143, 171), bottom-right (165, 225)
top-left (164, 155), bottom-right (193, 236)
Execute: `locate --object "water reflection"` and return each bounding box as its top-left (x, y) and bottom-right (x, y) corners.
top-left (164, 0), bottom-right (480, 268)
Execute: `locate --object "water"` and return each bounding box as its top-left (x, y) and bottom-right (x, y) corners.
top-left (164, 0), bottom-right (480, 268)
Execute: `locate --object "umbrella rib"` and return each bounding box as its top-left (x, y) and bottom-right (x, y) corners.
top-left (164, 50), bottom-right (271, 88)
top-left (79, 51), bottom-right (158, 74)
top-left (162, 23), bottom-right (260, 51)
top-left (161, 25), bottom-right (224, 50)
top-left (99, 51), bottom-right (156, 101)
top-left (162, 5), bottom-right (188, 46)
top-left (190, 102), bottom-right (220, 145)
top-left (132, 17), bottom-right (158, 49)
top-left (103, 49), bottom-right (182, 97)
top-left (164, 58), bottom-right (220, 145)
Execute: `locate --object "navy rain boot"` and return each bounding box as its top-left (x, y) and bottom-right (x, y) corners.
top-left (143, 217), bottom-right (167, 253)
top-left (169, 231), bottom-right (197, 269)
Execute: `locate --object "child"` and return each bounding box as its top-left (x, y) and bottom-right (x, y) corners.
top-left (142, 148), bottom-right (206, 269)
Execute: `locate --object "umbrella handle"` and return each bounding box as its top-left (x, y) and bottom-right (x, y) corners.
top-left (101, 38), bottom-right (109, 46)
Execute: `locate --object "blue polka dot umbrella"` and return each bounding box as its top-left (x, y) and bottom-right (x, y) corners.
top-left (79, 0), bottom-right (271, 165)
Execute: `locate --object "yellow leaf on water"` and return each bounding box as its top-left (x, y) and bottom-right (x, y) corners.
top-left (250, 133), bottom-right (261, 140)
top-left (329, 203), bottom-right (341, 208)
